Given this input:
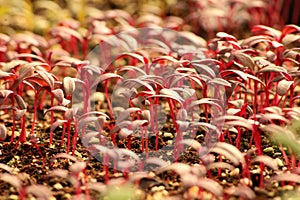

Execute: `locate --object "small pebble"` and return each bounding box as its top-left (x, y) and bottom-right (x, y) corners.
top-left (53, 183), bottom-right (63, 190)
top-left (263, 147), bottom-right (274, 154)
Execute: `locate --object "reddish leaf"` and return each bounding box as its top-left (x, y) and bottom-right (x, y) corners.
top-left (25, 76), bottom-right (51, 88)
top-left (0, 70), bottom-right (14, 79)
top-left (251, 25), bottom-right (281, 39)
top-left (280, 24), bottom-right (300, 42)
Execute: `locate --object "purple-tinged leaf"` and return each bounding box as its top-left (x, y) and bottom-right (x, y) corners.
top-left (63, 77), bottom-right (75, 96)
top-left (117, 52), bottom-right (146, 64)
top-left (192, 63), bottom-right (216, 78)
top-left (251, 155), bottom-right (278, 170)
top-left (78, 116), bottom-right (99, 130)
top-left (264, 106), bottom-right (282, 114)
top-left (270, 173), bottom-right (300, 184)
top-left (52, 89), bottom-right (65, 104)
top-left (36, 70), bottom-right (55, 89)
top-left (257, 65), bottom-right (287, 74)
top-left (213, 142), bottom-right (245, 165)
top-left (241, 35), bottom-right (271, 47)
top-left (277, 80), bottom-right (294, 96)
top-left (25, 75), bottom-right (51, 88)
top-left (0, 90), bottom-right (13, 104)
top-left (50, 26), bottom-right (83, 41)
top-left (0, 105), bottom-right (17, 111)
top-left (77, 111), bottom-right (109, 121)
top-left (123, 79), bottom-right (154, 92)
top-left (0, 163), bottom-right (13, 173)
top-left (159, 88), bottom-right (184, 102)
top-left (256, 113), bottom-right (289, 123)
top-left (183, 176), bottom-right (223, 197)
top-left (47, 169), bottom-right (69, 179)
top-left (179, 139), bottom-right (201, 151)
top-left (115, 107), bottom-right (141, 124)
top-left (87, 182), bottom-right (107, 193)
top-left (216, 32), bottom-right (237, 42)
top-left (14, 109), bottom-right (26, 121)
top-left (91, 73), bottom-right (123, 88)
top-left (26, 185), bottom-right (53, 199)
top-left (152, 55), bottom-right (178, 64)
top-left (208, 78), bottom-right (231, 87)
top-left (147, 94), bottom-right (183, 107)
top-left (0, 124), bottom-right (7, 141)
top-left (50, 120), bottom-right (68, 132)
top-left (232, 51), bottom-right (255, 71)
top-left (118, 128), bottom-right (133, 139)
top-left (187, 98), bottom-right (222, 111)
top-left (206, 162), bottom-right (235, 171)
top-left (44, 106), bottom-right (68, 116)
top-left (117, 65), bottom-right (147, 76)
top-left (14, 94), bottom-right (27, 110)
top-left (15, 53), bottom-right (46, 63)
top-left (176, 108), bottom-right (188, 121)
top-left (225, 120), bottom-right (254, 130)
top-left (82, 132), bottom-right (105, 147)
top-left (157, 163), bottom-right (191, 176)
top-left (0, 173), bottom-right (22, 189)
top-left (221, 69), bottom-right (248, 81)
top-left (93, 145), bottom-right (118, 160)
top-left (69, 161), bottom-right (86, 174)
top-left (2, 60), bottom-right (28, 72)
top-left (51, 153), bottom-right (78, 162)
top-left (225, 186), bottom-right (256, 200)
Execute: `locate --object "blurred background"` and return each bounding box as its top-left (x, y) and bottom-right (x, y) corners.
top-left (0, 0), bottom-right (299, 39)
